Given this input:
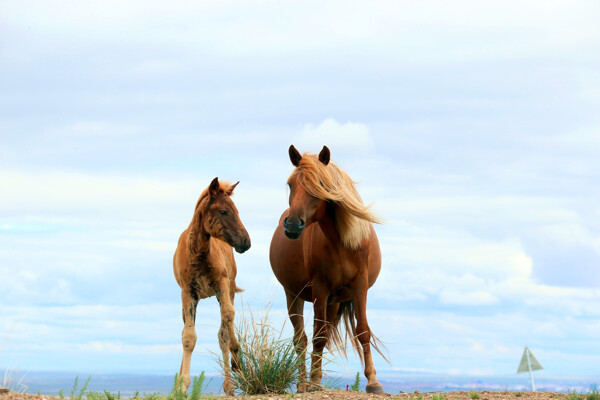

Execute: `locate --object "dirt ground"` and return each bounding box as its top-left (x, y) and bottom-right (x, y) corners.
top-left (0, 390), bottom-right (573, 400)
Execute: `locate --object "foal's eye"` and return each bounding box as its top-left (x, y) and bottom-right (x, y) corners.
top-left (219, 210), bottom-right (228, 216)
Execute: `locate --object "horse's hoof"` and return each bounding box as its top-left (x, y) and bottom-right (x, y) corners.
top-left (307, 383), bottom-right (323, 392)
top-left (366, 383), bottom-right (385, 394)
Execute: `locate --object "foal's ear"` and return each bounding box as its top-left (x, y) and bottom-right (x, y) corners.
top-left (226, 181), bottom-right (239, 195)
top-left (289, 144), bottom-right (302, 167)
top-left (318, 145), bottom-right (330, 165)
top-left (209, 177), bottom-right (220, 198)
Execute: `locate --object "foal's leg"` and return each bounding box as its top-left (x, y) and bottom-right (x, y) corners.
top-left (179, 290), bottom-right (198, 391)
top-left (215, 278), bottom-right (236, 396)
top-left (228, 284), bottom-right (241, 372)
top-left (286, 291), bottom-right (307, 393)
top-left (353, 277), bottom-right (384, 394)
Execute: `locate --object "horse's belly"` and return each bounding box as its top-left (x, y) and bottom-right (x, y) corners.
top-left (329, 286), bottom-right (353, 303)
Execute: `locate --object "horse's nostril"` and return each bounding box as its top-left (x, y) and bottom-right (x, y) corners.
top-left (283, 218), bottom-right (289, 229)
top-left (299, 218), bottom-right (305, 228)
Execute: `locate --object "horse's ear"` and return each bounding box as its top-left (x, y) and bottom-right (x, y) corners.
top-left (209, 177), bottom-right (220, 198)
top-left (289, 145), bottom-right (302, 167)
top-left (318, 145), bottom-right (330, 165)
top-left (226, 181), bottom-right (239, 195)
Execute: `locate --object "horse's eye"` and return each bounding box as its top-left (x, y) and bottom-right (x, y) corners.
top-left (219, 210), bottom-right (228, 216)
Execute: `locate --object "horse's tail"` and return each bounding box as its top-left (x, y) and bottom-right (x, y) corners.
top-left (328, 300), bottom-right (389, 365)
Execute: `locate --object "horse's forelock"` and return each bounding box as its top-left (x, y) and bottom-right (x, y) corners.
top-left (293, 153), bottom-right (381, 249)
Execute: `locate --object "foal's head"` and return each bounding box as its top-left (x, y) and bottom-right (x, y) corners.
top-left (283, 145), bottom-right (331, 239)
top-left (202, 177), bottom-right (251, 253)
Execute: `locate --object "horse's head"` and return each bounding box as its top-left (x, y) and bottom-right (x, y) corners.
top-left (203, 177), bottom-right (251, 253)
top-left (283, 145), bottom-right (331, 239)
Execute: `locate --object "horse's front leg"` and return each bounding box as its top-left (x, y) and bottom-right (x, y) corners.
top-left (353, 274), bottom-right (384, 394)
top-left (309, 284), bottom-right (329, 391)
top-left (286, 291), bottom-right (307, 393)
top-left (179, 290), bottom-right (198, 391)
top-left (215, 278), bottom-right (236, 396)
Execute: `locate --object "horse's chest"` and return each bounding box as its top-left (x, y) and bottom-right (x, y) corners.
top-left (189, 274), bottom-right (216, 299)
top-left (188, 262), bottom-right (225, 299)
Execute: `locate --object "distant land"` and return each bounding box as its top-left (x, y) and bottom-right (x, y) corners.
top-left (5, 370), bottom-right (597, 396)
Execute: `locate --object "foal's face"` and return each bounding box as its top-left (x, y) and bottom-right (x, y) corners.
top-left (204, 179), bottom-right (251, 253)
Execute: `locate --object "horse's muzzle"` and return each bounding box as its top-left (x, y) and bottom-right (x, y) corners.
top-left (283, 217), bottom-right (305, 239)
top-left (234, 236), bottom-right (251, 254)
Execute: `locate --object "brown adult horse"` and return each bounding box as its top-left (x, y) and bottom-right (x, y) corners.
top-left (173, 177), bottom-right (251, 395)
top-left (270, 145), bottom-right (385, 394)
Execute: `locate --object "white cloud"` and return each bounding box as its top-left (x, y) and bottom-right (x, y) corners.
top-left (439, 289), bottom-right (499, 306)
top-left (0, 168), bottom-right (200, 222)
top-left (296, 118), bottom-right (372, 151)
top-left (3, 0), bottom-right (598, 65)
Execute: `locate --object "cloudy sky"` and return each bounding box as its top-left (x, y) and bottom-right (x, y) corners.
top-left (1, 0), bottom-right (599, 382)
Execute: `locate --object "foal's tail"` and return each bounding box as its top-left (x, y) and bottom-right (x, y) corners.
top-left (328, 301), bottom-right (389, 365)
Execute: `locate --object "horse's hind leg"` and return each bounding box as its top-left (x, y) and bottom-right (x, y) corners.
top-left (179, 290), bottom-right (198, 391)
top-left (353, 282), bottom-right (384, 394)
top-left (286, 291), bottom-right (307, 393)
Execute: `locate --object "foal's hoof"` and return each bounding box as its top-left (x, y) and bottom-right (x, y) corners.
top-left (366, 383), bottom-right (385, 394)
top-left (296, 383), bottom-right (307, 393)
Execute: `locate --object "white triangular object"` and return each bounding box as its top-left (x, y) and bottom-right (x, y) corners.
top-left (517, 346), bottom-right (543, 373)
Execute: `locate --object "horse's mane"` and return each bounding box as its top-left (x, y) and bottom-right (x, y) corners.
top-left (291, 153), bottom-right (382, 249)
top-left (187, 180), bottom-right (235, 259)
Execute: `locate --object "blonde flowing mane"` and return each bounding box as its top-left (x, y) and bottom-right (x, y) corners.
top-left (291, 153), bottom-right (382, 249)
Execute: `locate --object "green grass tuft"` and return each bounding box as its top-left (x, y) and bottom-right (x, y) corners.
top-left (166, 373), bottom-right (187, 400)
top-left (69, 375), bottom-right (92, 400)
top-left (142, 392), bottom-right (160, 400)
top-left (86, 391), bottom-right (103, 400)
top-left (588, 385), bottom-right (600, 400)
top-left (470, 391), bottom-right (481, 399)
top-left (103, 389), bottom-right (121, 400)
top-left (228, 305), bottom-right (302, 395)
top-left (189, 372), bottom-right (205, 400)
top-left (350, 372), bottom-right (360, 392)
top-left (567, 390), bottom-right (584, 400)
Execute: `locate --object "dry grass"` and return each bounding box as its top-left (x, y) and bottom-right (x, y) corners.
top-left (1, 324), bottom-right (28, 394)
top-left (226, 304), bottom-right (301, 395)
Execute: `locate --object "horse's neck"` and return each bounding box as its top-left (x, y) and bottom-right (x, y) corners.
top-left (316, 202), bottom-right (342, 244)
top-left (189, 211), bottom-right (212, 261)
